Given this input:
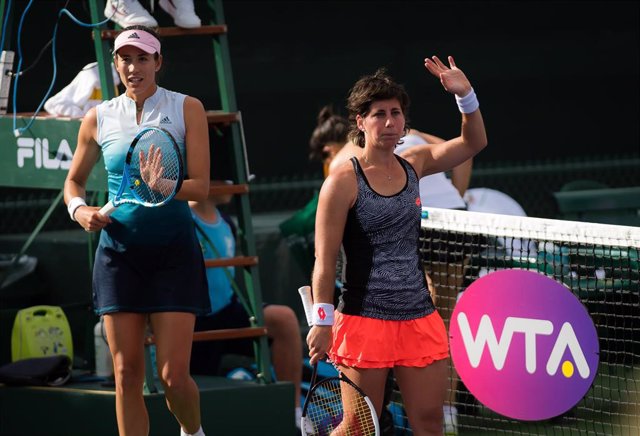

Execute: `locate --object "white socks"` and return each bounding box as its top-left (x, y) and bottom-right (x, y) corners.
top-left (180, 426), bottom-right (205, 436)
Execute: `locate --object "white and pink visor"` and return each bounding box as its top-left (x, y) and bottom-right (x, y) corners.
top-left (113, 29), bottom-right (161, 54)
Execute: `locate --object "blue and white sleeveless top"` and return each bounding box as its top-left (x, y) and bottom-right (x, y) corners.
top-left (192, 209), bottom-right (236, 315)
top-left (96, 86), bottom-right (192, 246)
top-left (339, 156), bottom-right (435, 320)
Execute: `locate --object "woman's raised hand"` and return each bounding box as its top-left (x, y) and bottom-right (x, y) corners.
top-left (424, 55), bottom-right (472, 97)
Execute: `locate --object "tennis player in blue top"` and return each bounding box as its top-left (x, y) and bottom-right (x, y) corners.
top-left (64, 25), bottom-right (210, 436)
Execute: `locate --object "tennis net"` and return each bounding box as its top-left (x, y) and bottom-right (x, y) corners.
top-left (388, 208), bottom-right (640, 435)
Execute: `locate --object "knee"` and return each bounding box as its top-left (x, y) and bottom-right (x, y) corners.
top-left (265, 305), bottom-right (300, 336)
top-left (158, 364), bottom-right (191, 392)
top-left (410, 406), bottom-right (443, 433)
top-left (113, 362), bottom-right (145, 393)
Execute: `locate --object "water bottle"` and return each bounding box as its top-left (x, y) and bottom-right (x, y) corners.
top-left (94, 319), bottom-right (113, 377)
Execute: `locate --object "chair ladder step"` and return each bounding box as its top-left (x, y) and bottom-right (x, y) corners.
top-left (209, 183), bottom-right (249, 196)
top-left (206, 110), bottom-right (240, 125)
top-left (204, 256), bottom-right (258, 268)
top-left (145, 326), bottom-right (267, 344)
top-left (99, 25), bottom-right (227, 40)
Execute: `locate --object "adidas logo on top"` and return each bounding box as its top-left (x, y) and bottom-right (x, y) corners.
top-left (160, 116), bottom-right (172, 124)
top-left (128, 32), bottom-right (140, 39)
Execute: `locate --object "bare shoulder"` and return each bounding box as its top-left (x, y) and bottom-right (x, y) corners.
top-left (183, 96), bottom-right (207, 130)
top-left (329, 141), bottom-right (362, 174)
top-left (78, 107), bottom-right (98, 142)
top-left (331, 157), bottom-right (357, 179)
top-left (329, 156), bottom-right (358, 183)
top-left (320, 159), bottom-right (357, 208)
top-left (81, 106), bottom-right (98, 125)
top-left (183, 95), bottom-right (205, 113)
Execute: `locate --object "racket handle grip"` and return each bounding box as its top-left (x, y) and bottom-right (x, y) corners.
top-left (298, 285), bottom-right (314, 327)
top-left (99, 201), bottom-right (116, 217)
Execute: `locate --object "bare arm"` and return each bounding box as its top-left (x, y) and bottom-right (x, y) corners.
top-left (402, 56), bottom-right (487, 178)
top-left (306, 165), bottom-right (356, 364)
top-left (450, 158), bottom-right (473, 197)
top-left (407, 128), bottom-right (473, 197)
top-left (64, 108), bottom-right (99, 203)
top-left (63, 108), bottom-right (111, 231)
top-left (175, 96), bottom-right (210, 201)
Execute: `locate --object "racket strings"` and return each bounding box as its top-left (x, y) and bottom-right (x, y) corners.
top-left (129, 130), bottom-right (181, 204)
top-left (305, 378), bottom-right (377, 436)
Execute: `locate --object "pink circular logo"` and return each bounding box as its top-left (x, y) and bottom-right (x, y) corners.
top-left (450, 270), bottom-right (599, 421)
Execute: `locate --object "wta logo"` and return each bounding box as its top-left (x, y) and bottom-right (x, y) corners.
top-left (450, 269), bottom-right (599, 421)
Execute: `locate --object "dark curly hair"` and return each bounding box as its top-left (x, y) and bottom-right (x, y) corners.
top-left (346, 68), bottom-right (410, 147)
top-left (308, 105), bottom-right (350, 162)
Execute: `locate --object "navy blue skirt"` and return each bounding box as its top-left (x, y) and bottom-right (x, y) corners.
top-left (93, 230), bottom-right (211, 316)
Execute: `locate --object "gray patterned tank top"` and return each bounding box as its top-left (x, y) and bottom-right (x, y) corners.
top-left (338, 156), bottom-right (435, 320)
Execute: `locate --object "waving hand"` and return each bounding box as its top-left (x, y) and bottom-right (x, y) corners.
top-left (425, 55), bottom-right (472, 97)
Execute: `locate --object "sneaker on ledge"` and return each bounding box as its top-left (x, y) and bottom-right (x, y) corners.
top-left (158, 0), bottom-right (201, 28)
top-left (104, 0), bottom-right (158, 28)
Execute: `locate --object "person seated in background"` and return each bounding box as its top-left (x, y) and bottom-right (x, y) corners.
top-left (189, 182), bottom-right (304, 430)
top-left (104, 0), bottom-right (201, 29)
top-left (308, 106), bottom-right (351, 178)
top-left (309, 105), bottom-right (474, 435)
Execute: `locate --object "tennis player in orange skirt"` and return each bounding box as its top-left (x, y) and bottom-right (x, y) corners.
top-left (306, 56), bottom-right (487, 435)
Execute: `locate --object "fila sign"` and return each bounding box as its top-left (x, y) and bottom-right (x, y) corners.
top-left (450, 269), bottom-right (599, 421)
top-left (17, 137), bottom-right (73, 170)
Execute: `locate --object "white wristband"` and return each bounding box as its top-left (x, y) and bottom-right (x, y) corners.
top-left (67, 197), bottom-right (87, 221)
top-left (455, 88), bottom-right (479, 114)
top-left (312, 303), bottom-right (335, 326)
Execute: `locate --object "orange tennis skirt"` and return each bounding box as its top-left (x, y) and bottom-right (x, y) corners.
top-left (329, 311), bottom-right (449, 368)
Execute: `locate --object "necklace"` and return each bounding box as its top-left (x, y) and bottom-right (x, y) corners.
top-left (136, 105), bottom-right (143, 113)
top-left (363, 154), bottom-right (392, 181)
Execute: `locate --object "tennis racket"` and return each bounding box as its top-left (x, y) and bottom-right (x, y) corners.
top-left (99, 127), bottom-right (184, 216)
top-left (298, 285), bottom-right (380, 436)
